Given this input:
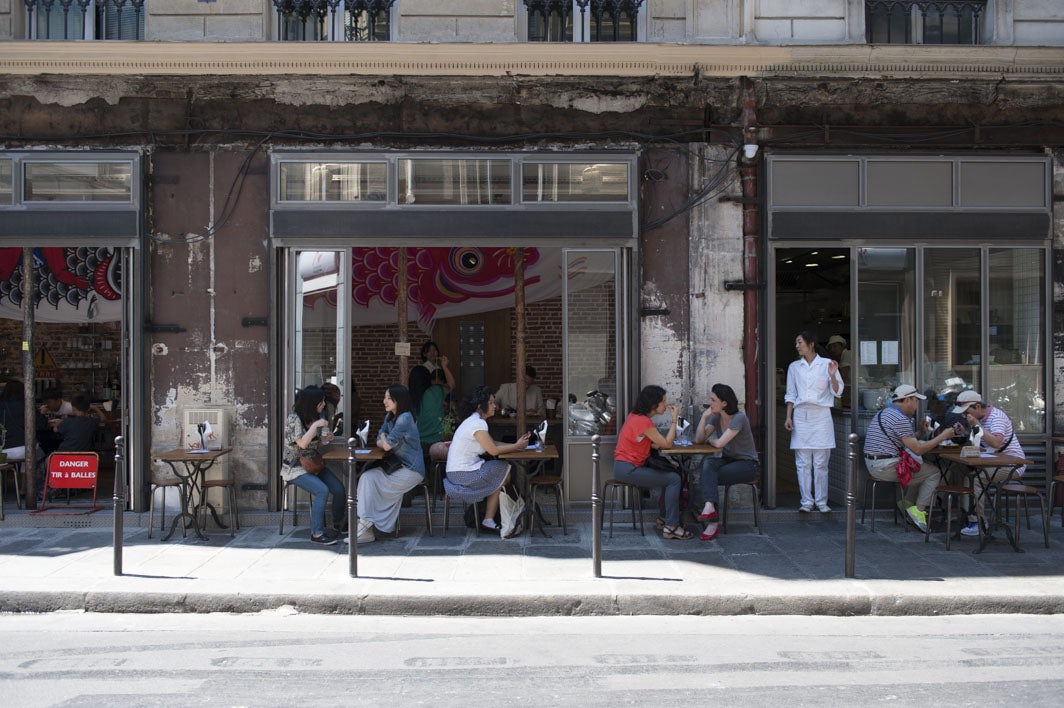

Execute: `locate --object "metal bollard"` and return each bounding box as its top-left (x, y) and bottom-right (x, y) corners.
top-left (347, 436), bottom-right (358, 578)
top-left (591, 434), bottom-right (601, 578)
top-left (112, 436), bottom-right (125, 576)
top-left (845, 432), bottom-right (859, 578)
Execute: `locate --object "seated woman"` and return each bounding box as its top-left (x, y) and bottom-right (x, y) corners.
top-left (280, 385), bottom-right (345, 545)
top-left (613, 385), bottom-right (691, 540)
top-left (694, 383), bottom-right (759, 541)
top-left (347, 384), bottom-right (425, 545)
top-left (444, 385), bottom-right (529, 535)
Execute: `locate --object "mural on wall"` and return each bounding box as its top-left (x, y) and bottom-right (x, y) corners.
top-left (302, 246), bottom-right (592, 331)
top-left (0, 247), bottom-right (122, 323)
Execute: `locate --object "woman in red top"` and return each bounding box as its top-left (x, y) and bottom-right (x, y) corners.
top-left (613, 385), bottom-right (691, 540)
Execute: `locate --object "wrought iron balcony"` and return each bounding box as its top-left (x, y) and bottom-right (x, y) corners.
top-left (273, 0), bottom-right (394, 42)
top-left (24, 0), bottom-right (145, 40)
top-left (524, 0), bottom-right (646, 42)
top-left (866, 1), bottom-right (987, 45)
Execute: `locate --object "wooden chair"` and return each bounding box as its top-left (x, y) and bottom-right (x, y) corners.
top-left (441, 493), bottom-right (481, 537)
top-left (601, 479), bottom-right (644, 538)
top-left (1, 459), bottom-right (24, 511)
top-left (393, 479), bottom-right (433, 537)
top-left (148, 476), bottom-right (183, 539)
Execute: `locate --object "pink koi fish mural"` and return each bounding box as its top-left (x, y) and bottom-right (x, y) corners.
top-left (0, 247), bottom-right (122, 323)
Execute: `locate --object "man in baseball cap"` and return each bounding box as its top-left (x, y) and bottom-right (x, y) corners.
top-left (949, 390), bottom-right (1026, 537)
top-left (863, 382), bottom-right (953, 532)
top-left (827, 335), bottom-right (853, 382)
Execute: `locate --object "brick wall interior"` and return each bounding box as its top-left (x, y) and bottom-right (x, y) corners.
top-left (0, 319), bottom-right (122, 402)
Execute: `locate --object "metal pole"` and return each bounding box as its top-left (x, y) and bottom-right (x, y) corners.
top-left (591, 434), bottom-right (601, 577)
top-left (845, 432), bottom-right (858, 578)
top-left (21, 247), bottom-right (37, 509)
top-left (346, 436), bottom-right (358, 578)
top-left (112, 436), bottom-right (125, 576)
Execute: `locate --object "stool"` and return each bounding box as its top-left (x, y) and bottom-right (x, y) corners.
top-left (924, 484), bottom-right (969, 550)
top-left (427, 446), bottom-right (450, 513)
top-left (1, 460), bottom-right (24, 511)
top-left (198, 478), bottom-right (240, 537)
top-left (601, 479), bottom-right (644, 538)
top-left (148, 476), bottom-right (183, 539)
top-left (1048, 475), bottom-right (1064, 529)
top-left (721, 478), bottom-right (761, 535)
top-left (442, 493), bottom-right (480, 537)
top-left (996, 483), bottom-right (1049, 549)
top-left (394, 479), bottom-right (434, 537)
top-left (279, 478), bottom-right (303, 535)
top-left (529, 474), bottom-right (567, 536)
top-left (0, 462), bottom-right (10, 520)
top-left (862, 476), bottom-right (900, 532)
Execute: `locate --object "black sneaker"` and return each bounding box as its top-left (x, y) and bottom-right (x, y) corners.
top-left (478, 522), bottom-right (501, 535)
top-left (310, 534), bottom-right (338, 546)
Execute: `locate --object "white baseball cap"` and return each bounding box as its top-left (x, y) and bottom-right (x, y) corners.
top-left (951, 390), bottom-right (982, 414)
top-left (891, 384), bottom-right (926, 401)
top-left (827, 335), bottom-right (846, 347)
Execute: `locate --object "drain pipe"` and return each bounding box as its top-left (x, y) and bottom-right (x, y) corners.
top-left (739, 80), bottom-right (761, 437)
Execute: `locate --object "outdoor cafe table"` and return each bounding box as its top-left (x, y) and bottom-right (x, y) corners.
top-left (151, 448), bottom-right (232, 542)
top-left (659, 443), bottom-right (722, 481)
top-left (935, 449), bottom-right (1032, 554)
top-left (499, 444), bottom-right (560, 537)
top-left (322, 442), bottom-right (384, 577)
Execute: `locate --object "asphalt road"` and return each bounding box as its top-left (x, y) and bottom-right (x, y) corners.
top-left (2, 612), bottom-right (1062, 706)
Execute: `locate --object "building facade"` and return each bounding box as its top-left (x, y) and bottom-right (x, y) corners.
top-left (1, 1), bottom-right (1062, 513)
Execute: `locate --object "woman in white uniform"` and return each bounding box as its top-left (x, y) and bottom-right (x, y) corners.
top-left (784, 330), bottom-right (843, 513)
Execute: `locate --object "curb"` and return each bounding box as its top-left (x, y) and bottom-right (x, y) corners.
top-left (3, 590), bottom-right (1063, 617)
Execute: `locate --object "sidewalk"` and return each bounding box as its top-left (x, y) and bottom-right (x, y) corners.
top-left (1, 504), bottom-right (1062, 616)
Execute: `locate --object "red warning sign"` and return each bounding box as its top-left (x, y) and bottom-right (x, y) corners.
top-left (47, 453), bottom-right (100, 489)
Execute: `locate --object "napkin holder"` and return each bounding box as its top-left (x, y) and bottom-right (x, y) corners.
top-left (960, 445), bottom-right (981, 458)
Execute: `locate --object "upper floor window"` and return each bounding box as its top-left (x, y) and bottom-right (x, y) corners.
top-left (866, 1), bottom-right (986, 45)
top-left (25, 0), bottom-right (145, 41)
top-left (274, 0), bottom-right (394, 41)
top-left (524, 1), bottom-right (646, 42)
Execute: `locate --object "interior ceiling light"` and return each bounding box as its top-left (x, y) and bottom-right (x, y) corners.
top-left (805, 262), bottom-right (818, 267)
top-left (810, 251), bottom-right (819, 255)
top-left (832, 254), bottom-right (846, 260)
top-left (784, 259), bottom-right (793, 264)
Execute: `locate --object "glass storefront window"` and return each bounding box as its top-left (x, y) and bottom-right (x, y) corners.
top-left (987, 248), bottom-right (1044, 433)
top-left (522, 162), bottom-right (629, 203)
top-left (922, 248), bottom-right (981, 421)
top-left (857, 248), bottom-right (915, 411)
top-left (23, 161), bottom-right (132, 202)
top-left (278, 162), bottom-right (388, 202)
top-left (0, 159), bottom-right (11, 204)
top-left (565, 250), bottom-right (617, 437)
top-left (398, 159), bottom-right (512, 205)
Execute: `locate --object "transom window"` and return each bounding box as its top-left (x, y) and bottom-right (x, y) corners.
top-left (24, 162), bottom-right (133, 203)
top-left (273, 0), bottom-right (394, 41)
top-left (866, 1), bottom-right (986, 45)
top-left (523, 0), bottom-right (646, 42)
top-left (25, 0), bottom-right (145, 41)
top-left (273, 154), bottom-right (636, 207)
top-left (0, 160), bottom-right (12, 205)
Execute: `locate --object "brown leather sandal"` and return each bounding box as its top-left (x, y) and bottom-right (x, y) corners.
top-left (662, 524), bottom-right (694, 540)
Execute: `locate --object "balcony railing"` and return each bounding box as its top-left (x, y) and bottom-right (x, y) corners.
top-left (24, 0), bottom-right (145, 41)
top-left (524, 0), bottom-right (645, 42)
top-left (273, 0), bottom-right (394, 42)
top-left (866, 1), bottom-right (987, 45)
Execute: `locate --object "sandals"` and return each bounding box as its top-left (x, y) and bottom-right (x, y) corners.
top-left (656, 516), bottom-right (666, 529)
top-left (662, 524), bottom-right (694, 540)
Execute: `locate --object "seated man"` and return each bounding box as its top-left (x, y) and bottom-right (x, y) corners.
top-left (494, 365), bottom-right (545, 419)
top-left (55, 394), bottom-right (101, 454)
top-left (39, 387), bottom-right (73, 418)
top-left (951, 390), bottom-right (1026, 537)
top-left (863, 384), bottom-right (957, 532)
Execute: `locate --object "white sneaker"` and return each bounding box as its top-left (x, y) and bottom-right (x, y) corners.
top-left (816, 503), bottom-right (832, 513)
top-left (341, 526), bottom-right (375, 544)
top-left (799, 503), bottom-right (814, 513)
top-left (960, 521), bottom-right (981, 537)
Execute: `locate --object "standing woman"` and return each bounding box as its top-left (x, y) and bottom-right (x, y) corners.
top-left (694, 383), bottom-right (759, 541)
top-left (613, 385), bottom-right (692, 540)
top-left (784, 330), bottom-right (843, 513)
top-left (445, 385), bottom-right (529, 535)
top-left (280, 385), bottom-right (346, 545)
top-left (349, 384), bottom-right (425, 545)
